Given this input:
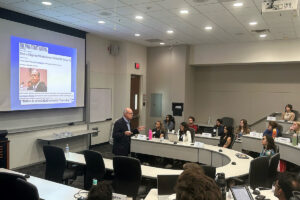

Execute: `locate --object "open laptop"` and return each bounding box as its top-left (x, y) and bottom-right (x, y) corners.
top-left (167, 133), bottom-right (179, 143)
top-left (230, 186), bottom-right (254, 200)
top-left (157, 175), bottom-right (178, 200)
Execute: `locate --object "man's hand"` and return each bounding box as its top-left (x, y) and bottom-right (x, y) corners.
top-left (125, 131), bottom-right (132, 136)
top-left (137, 126), bottom-right (145, 131)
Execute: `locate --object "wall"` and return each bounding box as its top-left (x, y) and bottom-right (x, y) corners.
top-left (146, 45), bottom-right (189, 130)
top-left (193, 63), bottom-right (300, 129)
top-left (190, 39), bottom-right (300, 65)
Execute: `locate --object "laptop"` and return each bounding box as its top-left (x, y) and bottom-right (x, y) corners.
top-left (167, 133), bottom-right (179, 143)
top-left (157, 175), bottom-right (178, 200)
top-left (230, 186), bottom-right (254, 200)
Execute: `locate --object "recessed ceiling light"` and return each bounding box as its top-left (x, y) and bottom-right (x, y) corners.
top-left (204, 26), bottom-right (212, 30)
top-left (160, 42), bottom-right (165, 45)
top-left (167, 30), bottom-right (174, 34)
top-left (135, 15), bottom-right (143, 20)
top-left (41, 1), bottom-right (52, 6)
top-left (98, 20), bottom-right (105, 24)
top-left (249, 21), bottom-right (257, 26)
top-left (134, 33), bottom-right (140, 37)
top-left (233, 2), bottom-right (243, 7)
top-left (180, 9), bottom-right (189, 14)
top-left (260, 34), bottom-right (267, 38)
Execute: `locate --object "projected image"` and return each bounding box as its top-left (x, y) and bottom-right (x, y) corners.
top-left (20, 68), bottom-right (47, 92)
top-left (11, 36), bottom-right (77, 110)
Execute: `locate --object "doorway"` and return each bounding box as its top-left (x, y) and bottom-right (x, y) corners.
top-left (130, 75), bottom-right (140, 129)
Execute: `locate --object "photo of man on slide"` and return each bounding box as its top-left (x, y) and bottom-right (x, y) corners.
top-left (28, 69), bottom-right (47, 92)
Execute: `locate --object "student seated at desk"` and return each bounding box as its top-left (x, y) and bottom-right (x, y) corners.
top-left (87, 181), bottom-right (112, 200)
top-left (264, 121), bottom-right (280, 138)
top-left (188, 116), bottom-right (198, 133)
top-left (235, 119), bottom-right (250, 138)
top-left (177, 122), bottom-right (192, 143)
top-left (288, 121), bottom-right (300, 134)
top-left (260, 135), bottom-right (276, 157)
top-left (281, 104), bottom-right (295, 121)
top-left (218, 126), bottom-right (233, 148)
top-left (213, 119), bottom-right (224, 137)
top-left (152, 121), bottom-right (165, 138)
top-left (163, 114), bottom-right (175, 131)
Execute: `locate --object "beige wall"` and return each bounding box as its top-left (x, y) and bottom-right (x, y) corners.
top-left (193, 63), bottom-right (300, 130)
top-left (146, 45), bottom-right (190, 130)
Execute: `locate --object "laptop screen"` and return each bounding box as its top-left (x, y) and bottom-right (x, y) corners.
top-left (157, 175), bottom-right (179, 195)
top-left (230, 186), bottom-right (254, 200)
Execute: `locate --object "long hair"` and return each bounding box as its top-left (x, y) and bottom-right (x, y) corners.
top-left (155, 121), bottom-right (165, 131)
top-left (164, 114), bottom-right (173, 123)
top-left (224, 125), bottom-right (233, 137)
top-left (285, 104), bottom-right (293, 112)
top-left (180, 122), bottom-right (189, 135)
top-left (264, 135), bottom-right (276, 152)
top-left (237, 119), bottom-right (249, 134)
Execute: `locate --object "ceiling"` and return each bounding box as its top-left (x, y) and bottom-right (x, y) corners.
top-left (0, 0), bottom-right (300, 46)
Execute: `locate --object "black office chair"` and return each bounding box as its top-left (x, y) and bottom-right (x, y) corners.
top-left (112, 156), bottom-right (144, 199)
top-left (221, 117), bottom-right (234, 128)
top-left (43, 145), bottom-right (76, 184)
top-left (84, 150), bottom-right (106, 190)
top-left (189, 127), bottom-right (195, 143)
top-left (0, 172), bottom-right (26, 199)
top-left (202, 165), bottom-right (216, 179)
top-left (15, 178), bottom-right (40, 200)
top-left (293, 110), bottom-right (299, 121)
top-left (266, 153), bottom-right (280, 187)
top-left (249, 156), bottom-right (270, 189)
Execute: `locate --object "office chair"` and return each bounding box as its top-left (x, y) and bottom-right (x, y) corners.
top-left (249, 156), bottom-right (270, 189)
top-left (189, 127), bottom-right (195, 143)
top-left (221, 117), bottom-right (234, 128)
top-left (43, 145), bottom-right (76, 184)
top-left (84, 150), bottom-right (106, 190)
top-left (266, 153), bottom-right (280, 188)
top-left (293, 110), bottom-right (299, 121)
top-left (112, 156), bottom-right (146, 199)
top-left (0, 172), bottom-right (26, 199)
top-left (202, 165), bottom-right (216, 179)
top-left (15, 178), bottom-right (40, 200)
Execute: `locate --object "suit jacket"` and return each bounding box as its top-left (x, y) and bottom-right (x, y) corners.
top-left (28, 82), bottom-right (47, 92)
top-left (112, 117), bottom-right (139, 156)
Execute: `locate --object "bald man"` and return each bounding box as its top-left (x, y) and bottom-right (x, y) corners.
top-left (112, 108), bottom-right (144, 156)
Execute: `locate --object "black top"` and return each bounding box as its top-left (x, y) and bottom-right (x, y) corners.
top-left (219, 134), bottom-right (232, 147)
top-left (213, 125), bottom-right (224, 137)
top-left (152, 128), bottom-right (165, 138)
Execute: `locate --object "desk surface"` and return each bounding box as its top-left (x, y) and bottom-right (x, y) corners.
top-left (145, 188), bottom-right (277, 200)
top-left (0, 168), bottom-right (88, 200)
top-left (37, 129), bottom-right (95, 142)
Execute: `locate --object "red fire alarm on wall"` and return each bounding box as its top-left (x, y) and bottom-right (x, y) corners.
top-left (135, 63), bottom-right (140, 69)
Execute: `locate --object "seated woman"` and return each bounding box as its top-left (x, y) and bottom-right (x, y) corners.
top-left (163, 114), bottom-right (175, 131)
top-left (152, 121), bottom-right (165, 138)
top-left (288, 121), bottom-right (300, 134)
top-left (281, 104), bottom-right (295, 121)
top-left (177, 122), bottom-right (192, 143)
top-left (188, 116), bottom-right (198, 133)
top-left (218, 126), bottom-right (233, 148)
top-left (264, 121), bottom-right (279, 138)
top-left (235, 119), bottom-right (250, 139)
top-left (260, 135), bottom-right (276, 157)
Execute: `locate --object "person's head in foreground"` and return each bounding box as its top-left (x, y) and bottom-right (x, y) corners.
top-left (274, 172), bottom-right (296, 200)
top-left (87, 181), bottom-right (112, 200)
top-left (175, 168), bottom-right (221, 200)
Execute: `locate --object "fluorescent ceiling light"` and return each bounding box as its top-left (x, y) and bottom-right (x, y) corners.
top-left (249, 21), bottom-right (257, 26)
top-left (135, 15), bottom-right (143, 20)
top-left (233, 2), bottom-right (243, 7)
top-left (180, 10), bottom-right (189, 14)
top-left (260, 34), bottom-right (267, 38)
top-left (204, 26), bottom-right (212, 30)
top-left (160, 42), bottom-right (165, 45)
top-left (41, 1), bottom-right (52, 6)
top-left (167, 30), bottom-right (174, 34)
top-left (98, 20), bottom-right (105, 24)
top-left (134, 33), bottom-right (140, 37)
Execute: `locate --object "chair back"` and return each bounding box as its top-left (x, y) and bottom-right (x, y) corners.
top-left (202, 165), bottom-right (216, 179)
top-left (267, 153), bottom-right (280, 187)
top-left (293, 110), bottom-right (299, 121)
top-left (0, 172), bottom-right (26, 199)
top-left (16, 178), bottom-right (39, 200)
top-left (249, 156), bottom-right (270, 189)
top-left (221, 117), bottom-right (234, 128)
top-left (84, 150), bottom-right (106, 190)
top-left (189, 128), bottom-right (195, 143)
top-left (113, 156), bottom-right (141, 197)
top-left (43, 145), bottom-right (66, 183)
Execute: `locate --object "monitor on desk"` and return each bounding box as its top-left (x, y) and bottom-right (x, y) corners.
top-left (157, 175), bottom-right (179, 195)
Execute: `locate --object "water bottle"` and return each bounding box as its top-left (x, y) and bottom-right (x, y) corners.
top-left (292, 133), bottom-right (298, 146)
top-left (92, 178), bottom-right (98, 186)
top-left (65, 144), bottom-right (69, 155)
top-left (148, 129), bottom-right (153, 140)
top-left (208, 116), bottom-right (211, 125)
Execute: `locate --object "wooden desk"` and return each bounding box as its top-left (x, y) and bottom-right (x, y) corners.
top-left (0, 168), bottom-right (88, 200)
top-left (145, 188), bottom-right (277, 200)
top-left (37, 129), bottom-right (97, 149)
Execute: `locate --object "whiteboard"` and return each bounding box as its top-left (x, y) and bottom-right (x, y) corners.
top-left (89, 88), bottom-right (112, 123)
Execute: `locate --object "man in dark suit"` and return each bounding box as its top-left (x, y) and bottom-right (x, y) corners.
top-left (28, 69), bottom-right (47, 92)
top-left (112, 108), bottom-right (144, 156)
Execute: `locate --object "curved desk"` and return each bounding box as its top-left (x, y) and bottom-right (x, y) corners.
top-left (130, 138), bottom-right (253, 179)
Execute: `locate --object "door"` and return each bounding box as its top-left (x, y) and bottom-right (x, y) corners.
top-left (130, 75), bottom-right (140, 129)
